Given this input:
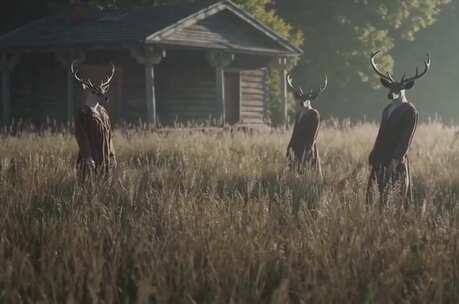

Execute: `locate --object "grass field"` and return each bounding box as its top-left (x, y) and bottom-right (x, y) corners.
top-left (2, 120), bottom-right (459, 303)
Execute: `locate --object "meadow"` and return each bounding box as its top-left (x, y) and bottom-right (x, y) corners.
top-left (2, 120), bottom-right (459, 303)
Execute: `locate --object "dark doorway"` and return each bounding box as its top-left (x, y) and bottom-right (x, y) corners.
top-left (224, 71), bottom-right (240, 125)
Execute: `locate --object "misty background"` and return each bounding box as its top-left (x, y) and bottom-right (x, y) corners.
top-left (1, 0), bottom-right (458, 123)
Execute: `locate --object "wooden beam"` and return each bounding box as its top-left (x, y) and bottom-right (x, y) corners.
top-left (281, 68), bottom-right (288, 128)
top-left (208, 51), bottom-right (235, 126)
top-left (270, 57), bottom-right (291, 128)
top-left (216, 66), bottom-right (225, 125)
top-left (66, 68), bottom-right (74, 123)
top-left (145, 63), bottom-right (157, 126)
top-left (130, 46), bottom-right (166, 126)
top-left (1, 54), bottom-right (20, 125)
top-left (55, 49), bottom-right (85, 123)
top-left (1, 55), bottom-right (11, 124)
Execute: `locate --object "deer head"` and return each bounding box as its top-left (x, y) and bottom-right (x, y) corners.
top-left (71, 59), bottom-right (116, 104)
top-left (370, 50), bottom-right (431, 101)
top-left (286, 73), bottom-right (327, 108)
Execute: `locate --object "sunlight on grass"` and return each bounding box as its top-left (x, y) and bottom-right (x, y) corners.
top-left (1, 121), bottom-right (459, 303)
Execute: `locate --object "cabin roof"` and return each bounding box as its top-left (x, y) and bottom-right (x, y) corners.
top-left (0, 0), bottom-right (302, 56)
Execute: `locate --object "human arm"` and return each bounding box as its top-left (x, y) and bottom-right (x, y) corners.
top-left (392, 107), bottom-right (418, 162)
top-left (369, 109), bottom-right (388, 165)
top-left (75, 110), bottom-right (95, 174)
top-left (108, 131), bottom-right (117, 168)
top-left (75, 110), bottom-right (94, 163)
top-left (98, 106), bottom-right (117, 169)
top-left (303, 110), bottom-right (320, 154)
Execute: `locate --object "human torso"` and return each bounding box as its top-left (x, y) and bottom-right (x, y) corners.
top-left (384, 100), bottom-right (403, 120)
top-left (289, 108), bottom-right (320, 155)
top-left (75, 104), bottom-right (113, 167)
top-left (372, 102), bottom-right (417, 164)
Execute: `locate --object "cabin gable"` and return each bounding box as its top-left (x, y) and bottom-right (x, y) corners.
top-left (152, 10), bottom-right (286, 55)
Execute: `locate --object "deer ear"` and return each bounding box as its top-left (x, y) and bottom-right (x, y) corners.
top-left (380, 78), bottom-right (391, 88)
top-left (403, 81), bottom-right (415, 90)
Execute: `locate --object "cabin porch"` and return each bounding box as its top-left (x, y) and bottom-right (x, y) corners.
top-left (0, 47), bottom-right (288, 128)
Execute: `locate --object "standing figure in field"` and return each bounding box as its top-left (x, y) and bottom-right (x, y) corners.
top-left (286, 73), bottom-right (327, 178)
top-left (367, 50), bottom-right (430, 205)
top-left (72, 59), bottom-right (117, 180)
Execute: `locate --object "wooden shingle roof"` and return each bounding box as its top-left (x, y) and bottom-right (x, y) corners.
top-left (0, 1), bottom-right (301, 56)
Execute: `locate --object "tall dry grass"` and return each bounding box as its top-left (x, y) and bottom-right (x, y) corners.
top-left (1, 121), bottom-right (459, 303)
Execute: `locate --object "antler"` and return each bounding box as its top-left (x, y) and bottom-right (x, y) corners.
top-left (401, 53), bottom-right (431, 84)
top-left (370, 50), bottom-right (395, 82)
top-left (287, 73), bottom-right (327, 100)
top-left (319, 75), bottom-right (328, 93)
top-left (308, 75), bottom-right (328, 99)
top-left (287, 73), bottom-right (305, 98)
top-left (70, 59), bottom-right (91, 87)
top-left (100, 63), bottom-right (116, 91)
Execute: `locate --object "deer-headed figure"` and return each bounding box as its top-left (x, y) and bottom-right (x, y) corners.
top-left (286, 73), bottom-right (327, 178)
top-left (71, 59), bottom-right (117, 180)
top-left (367, 50), bottom-right (431, 205)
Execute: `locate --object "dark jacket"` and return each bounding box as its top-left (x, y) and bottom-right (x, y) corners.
top-left (369, 102), bottom-right (417, 165)
top-left (287, 108), bottom-right (321, 176)
top-left (75, 104), bottom-right (116, 178)
top-left (367, 101), bottom-right (418, 203)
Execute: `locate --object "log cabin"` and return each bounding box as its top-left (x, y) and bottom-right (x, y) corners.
top-left (0, 0), bottom-right (301, 128)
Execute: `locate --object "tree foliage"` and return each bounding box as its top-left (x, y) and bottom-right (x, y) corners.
top-left (275, 0), bottom-right (451, 120)
top-left (394, 2), bottom-right (459, 120)
top-left (278, 0), bottom-right (450, 83)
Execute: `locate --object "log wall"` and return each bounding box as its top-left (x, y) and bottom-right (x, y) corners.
top-left (239, 68), bottom-right (267, 125)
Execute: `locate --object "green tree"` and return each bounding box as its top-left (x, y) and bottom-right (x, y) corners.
top-left (393, 2), bottom-right (459, 121)
top-left (276, 0), bottom-right (451, 119)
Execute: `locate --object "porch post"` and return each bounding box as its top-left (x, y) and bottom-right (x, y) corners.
top-left (145, 62), bottom-right (157, 126)
top-left (66, 68), bottom-right (75, 122)
top-left (215, 66), bottom-right (225, 125)
top-left (1, 55), bottom-right (11, 124)
top-left (130, 46), bottom-right (166, 127)
top-left (55, 50), bottom-right (85, 123)
top-left (1, 54), bottom-right (20, 125)
top-left (208, 51), bottom-right (234, 126)
top-left (271, 57), bottom-right (289, 128)
top-left (281, 67), bottom-right (288, 127)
